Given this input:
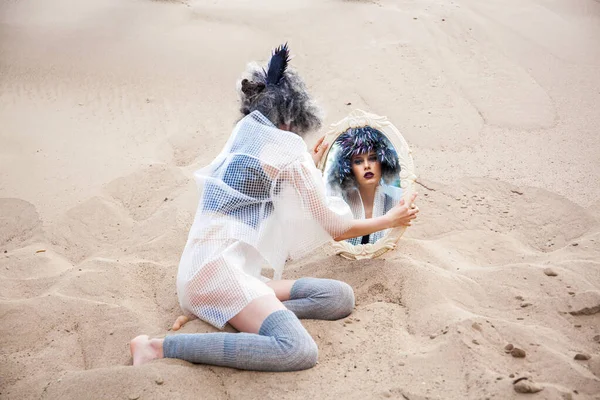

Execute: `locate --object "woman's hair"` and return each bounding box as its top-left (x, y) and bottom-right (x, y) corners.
top-left (328, 126), bottom-right (400, 191)
top-left (237, 44), bottom-right (323, 136)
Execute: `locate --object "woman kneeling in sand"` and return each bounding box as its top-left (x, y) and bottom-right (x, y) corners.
top-left (130, 45), bottom-right (418, 372)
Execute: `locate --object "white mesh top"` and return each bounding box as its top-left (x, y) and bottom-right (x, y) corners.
top-left (176, 111), bottom-right (354, 327)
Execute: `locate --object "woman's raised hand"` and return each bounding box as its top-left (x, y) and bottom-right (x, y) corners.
top-left (311, 135), bottom-right (329, 166)
top-left (385, 193), bottom-right (419, 228)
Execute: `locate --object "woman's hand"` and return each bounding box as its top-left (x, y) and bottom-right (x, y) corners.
top-left (385, 193), bottom-right (419, 228)
top-left (311, 136), bottom-right (329, 166)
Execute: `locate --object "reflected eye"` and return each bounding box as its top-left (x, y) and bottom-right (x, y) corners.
top-left (353, 159), bottom-right (363, 165)
top-left (368, 155), bottom-right (378, 162)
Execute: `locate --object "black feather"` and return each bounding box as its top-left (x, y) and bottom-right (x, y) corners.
top-left (266, 43), bottom-right (290, 85)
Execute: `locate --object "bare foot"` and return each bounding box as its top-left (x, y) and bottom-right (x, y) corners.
top-left (130, 335), bottom-right (164, 366)
top-left (172, 315), bottom-right (190, 331)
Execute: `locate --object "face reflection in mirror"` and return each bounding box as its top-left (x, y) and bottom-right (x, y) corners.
top-left (325, 126), bottom-right (402, 246)
top-left (351, 152), bottom-right (382, 190)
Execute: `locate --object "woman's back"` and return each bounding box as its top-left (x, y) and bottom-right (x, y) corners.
top-left (202, 154), bottom-right (275, 229)
top-left (184, 111), bottom-right (353, 280)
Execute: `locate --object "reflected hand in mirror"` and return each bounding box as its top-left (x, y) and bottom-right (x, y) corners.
top-left (385, 193), bottom-right (419, 228)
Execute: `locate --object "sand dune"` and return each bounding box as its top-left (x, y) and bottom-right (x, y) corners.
top-left (1, 0), bottom-right (599, 398)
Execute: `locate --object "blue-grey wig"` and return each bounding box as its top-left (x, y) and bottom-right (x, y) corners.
top-left (328, 126), bottom-right (400, 191)
top-left (237, 44), bottom-right (323, 136)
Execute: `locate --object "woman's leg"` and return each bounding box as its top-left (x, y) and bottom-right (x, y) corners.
top-left (131, 294), bottom-right (318, 372)
top-left (267, 278), bottom-right (355, 321)
top-left (170, 277), bottom-right (356, 332)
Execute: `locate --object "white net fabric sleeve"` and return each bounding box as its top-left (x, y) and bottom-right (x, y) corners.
top-left (270, 154), bottom-right (353, 271)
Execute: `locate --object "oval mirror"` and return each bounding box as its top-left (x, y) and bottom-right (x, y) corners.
top-left (318, 110), bottom-right (417, 260)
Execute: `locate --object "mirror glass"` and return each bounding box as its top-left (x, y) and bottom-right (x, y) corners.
top-left (318, 110), bottom-right (416, 260)
top-left (323, 129), bottom-right (402, 245)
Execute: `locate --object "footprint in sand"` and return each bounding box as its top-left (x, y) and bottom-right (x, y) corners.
top-left (46, 165), bottom-right (191, 264)
top-left (0, 198), bottom-right (42, 250)
top-left (567, 291), bottom-right (600, 316)
top-left (2, 293), bottom-right (142, 377)
top-left (167, 120), bottom-right (225, 167)
top-left (56, 258), bottom-right (178, 316)
top-left (47, 196), bottom-right (135, 263)
top-left (513, 377), bottom-right (543, 393)
top-left (366, 282), bottom-right (403, 305)
top-left (104, 164), bottom-right (188, 221)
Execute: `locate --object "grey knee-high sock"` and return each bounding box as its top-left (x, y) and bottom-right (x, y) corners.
top-left (163, 309), bottom-right (318, 372)
top-left (283, 278), bottom-right (355, 321)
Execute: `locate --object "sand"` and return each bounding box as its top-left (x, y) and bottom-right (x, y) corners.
top-left (1, 0), bottom-right (600, 398)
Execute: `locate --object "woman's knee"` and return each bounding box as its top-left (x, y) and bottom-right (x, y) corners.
top-left (281, 334), bottom-right (318, 371)
top-left (290, 278), bottom-right (356, 320)
top-left (336, 281), bottom-right (355, 318)
top-left (316, 279), bottom-right (355, 319)
top-left (259, 309), bottom-right (318, 371)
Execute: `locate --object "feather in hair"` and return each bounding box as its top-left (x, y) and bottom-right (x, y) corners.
top-left (266, 43), bottom-right (290, 86)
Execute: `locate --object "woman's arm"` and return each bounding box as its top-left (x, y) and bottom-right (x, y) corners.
top-left (282, 159), bottom-right (418, 239)
top-left (334, 215), bottom-right (390, 241)
top-left (334, 194), bottom-right (419, 241)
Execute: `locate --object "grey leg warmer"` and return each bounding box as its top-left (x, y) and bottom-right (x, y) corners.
top-left (163, 309), bottom-right (317, 372)
top-left (283, 278), bottom-right (355, 321)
